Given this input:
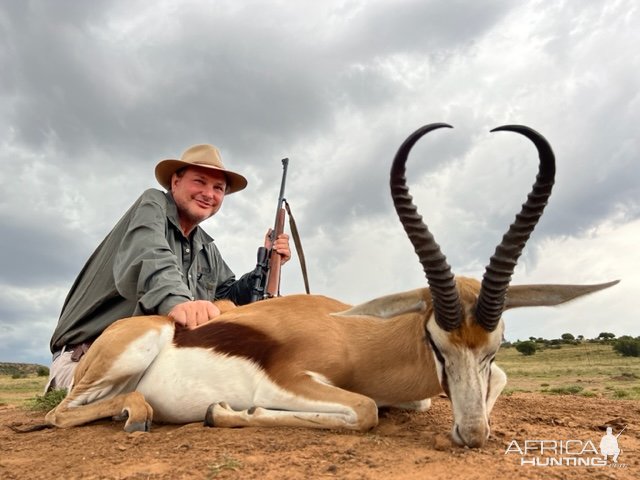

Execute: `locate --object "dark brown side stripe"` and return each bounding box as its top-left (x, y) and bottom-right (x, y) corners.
top-left (173, 321), bottom-right (281, 370)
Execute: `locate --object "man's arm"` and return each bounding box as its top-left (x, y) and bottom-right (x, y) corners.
top-left (113, 191), bottom-right (195, 316)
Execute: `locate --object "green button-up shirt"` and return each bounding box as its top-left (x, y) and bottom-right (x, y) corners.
top-left (50, 188), bottom-right (253, 352)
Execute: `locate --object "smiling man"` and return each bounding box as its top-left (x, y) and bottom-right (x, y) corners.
top-left (46, 144), bottom-right (291, 391)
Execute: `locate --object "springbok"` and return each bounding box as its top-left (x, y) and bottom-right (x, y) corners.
top-left (45, 124), bottom-right (617, 448)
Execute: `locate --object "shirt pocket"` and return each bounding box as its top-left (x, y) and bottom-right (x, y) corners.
top-left (196, 268), bottom-right (218, 300)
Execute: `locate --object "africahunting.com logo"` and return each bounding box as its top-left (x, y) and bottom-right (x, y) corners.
top-left (505, 425), bottom-right (628, 468)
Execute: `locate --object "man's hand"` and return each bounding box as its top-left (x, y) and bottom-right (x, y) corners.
top-left (168, 300), bottom-right (220, 328)
top-left (265, 230), bottom-right (291, 264)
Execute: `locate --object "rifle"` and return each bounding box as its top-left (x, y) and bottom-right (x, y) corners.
top-left (250, 158), bottom-right (289, 302)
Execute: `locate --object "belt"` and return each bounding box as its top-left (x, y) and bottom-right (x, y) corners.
top-left (52, 340), bottom-right (95, 363)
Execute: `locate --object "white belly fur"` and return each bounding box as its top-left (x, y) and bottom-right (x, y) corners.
top-left (137, 345), bottom-right (280, 423)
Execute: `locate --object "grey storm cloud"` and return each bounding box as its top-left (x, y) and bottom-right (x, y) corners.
top-left (0, 215), bottom-right (92, 287)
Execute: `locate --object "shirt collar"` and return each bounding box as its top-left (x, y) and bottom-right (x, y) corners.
top-left (164, 191), bottom-right (215, 247)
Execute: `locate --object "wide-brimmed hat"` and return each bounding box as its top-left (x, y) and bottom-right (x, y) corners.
top-left (155, 144), bottom-right (248, 194)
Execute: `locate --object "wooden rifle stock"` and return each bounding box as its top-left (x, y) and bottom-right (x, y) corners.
top-left (265, 207), bottom-right (286, 297)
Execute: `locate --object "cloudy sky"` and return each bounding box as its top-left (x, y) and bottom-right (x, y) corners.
top-left (1, 0), bottom-right (638, 365)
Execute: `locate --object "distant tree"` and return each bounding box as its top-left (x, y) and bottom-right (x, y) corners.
top-left (577, 335), bottom-right (584, 342)
top-left (613, 336), bottom-right (640, 357)
top-left (598, 332), bottom-right (616, 340)
top-left (561, 333), bottom-right (575, 341)
top-left (515, 341), bottom-right (537, 356)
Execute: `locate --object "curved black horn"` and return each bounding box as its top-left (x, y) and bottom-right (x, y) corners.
top-left (390, 123), bottom-right (462, 331)
top-left (475, 125), bottom-right (556, 331)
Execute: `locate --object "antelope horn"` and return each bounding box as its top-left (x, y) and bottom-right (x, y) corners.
top-left (475, 125), bottom-right (556, 331)
top-left (390, 123), bottom-right (462, 331)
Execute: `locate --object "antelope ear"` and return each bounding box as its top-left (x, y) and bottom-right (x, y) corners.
top-left (504, 280), bottom-right (619, 309)
top-left (333, 289), bottom-right (429, 319)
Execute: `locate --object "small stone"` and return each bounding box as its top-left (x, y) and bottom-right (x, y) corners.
top-left (433, 433), bottom-right (452, 451)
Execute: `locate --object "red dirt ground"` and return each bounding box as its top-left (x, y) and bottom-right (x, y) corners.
top-left (1, 393), bottom-right (639, 479)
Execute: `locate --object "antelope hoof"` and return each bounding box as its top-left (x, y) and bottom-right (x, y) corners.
top-left (118, 407), bottom-right (151, 432)
top-left (112, 411), bottom-right (128, 421)
top-left (124, 420), bottom-right (151, 433)
top-left (204, 404), bottom-right (216, 427)
top-left (205, 402), bottom-right (231, 427)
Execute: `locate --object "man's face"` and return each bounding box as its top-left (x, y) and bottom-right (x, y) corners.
top-left (171, 166), bottom-right (227, 234)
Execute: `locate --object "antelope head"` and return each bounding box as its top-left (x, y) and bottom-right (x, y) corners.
top-left (390, 123), bottom-right (618, 447)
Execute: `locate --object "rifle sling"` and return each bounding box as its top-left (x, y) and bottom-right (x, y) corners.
top-left (284, 200), bottom-right (310, 294)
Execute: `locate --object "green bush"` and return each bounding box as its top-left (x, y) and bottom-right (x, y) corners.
top-left (27, 388), bottom-right (67, 412)
top-left (36, 366), bottom-right (50, 377)
top-left (515, 340), bottom-right (537, 356)
top-left (613, 336), bottom-right (640, 357)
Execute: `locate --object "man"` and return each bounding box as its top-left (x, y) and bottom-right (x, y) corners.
top-left (46, 144), bottom-right (291, 391)
top-left (600, 426), bottom-right (622, 463)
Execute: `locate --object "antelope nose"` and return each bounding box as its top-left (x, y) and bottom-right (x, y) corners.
top-left (454, 422), bottom-right (490, 448)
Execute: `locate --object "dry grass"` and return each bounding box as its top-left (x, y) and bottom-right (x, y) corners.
top-left (0, 374), bottom-right (48, 406)
top-left (497, 342), bottom-right (640, 399)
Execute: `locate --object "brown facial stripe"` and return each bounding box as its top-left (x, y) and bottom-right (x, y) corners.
top-left (173, 321), bottom-right (281, 370)
top-left (448, 321), bottom-right (491, 349)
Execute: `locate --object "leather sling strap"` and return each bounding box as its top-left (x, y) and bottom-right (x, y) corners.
top-left (284, 200), bottom-right (310, 294)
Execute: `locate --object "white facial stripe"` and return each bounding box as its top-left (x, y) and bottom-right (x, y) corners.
top-left (426, 318), bottom-right (504, 446)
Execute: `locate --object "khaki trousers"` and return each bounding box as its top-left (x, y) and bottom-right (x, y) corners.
top-left (44, 347), bottom-right (77, 393)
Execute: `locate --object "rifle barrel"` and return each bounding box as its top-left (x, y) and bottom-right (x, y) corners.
top-left (271, 158), bottom-right (289, 240)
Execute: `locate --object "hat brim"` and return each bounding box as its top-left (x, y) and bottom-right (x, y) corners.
top-left (155, 159), bottom-right (248, 194)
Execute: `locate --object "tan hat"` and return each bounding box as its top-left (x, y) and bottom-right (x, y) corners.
top-left (155, 144), bottom-right (248, 194)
